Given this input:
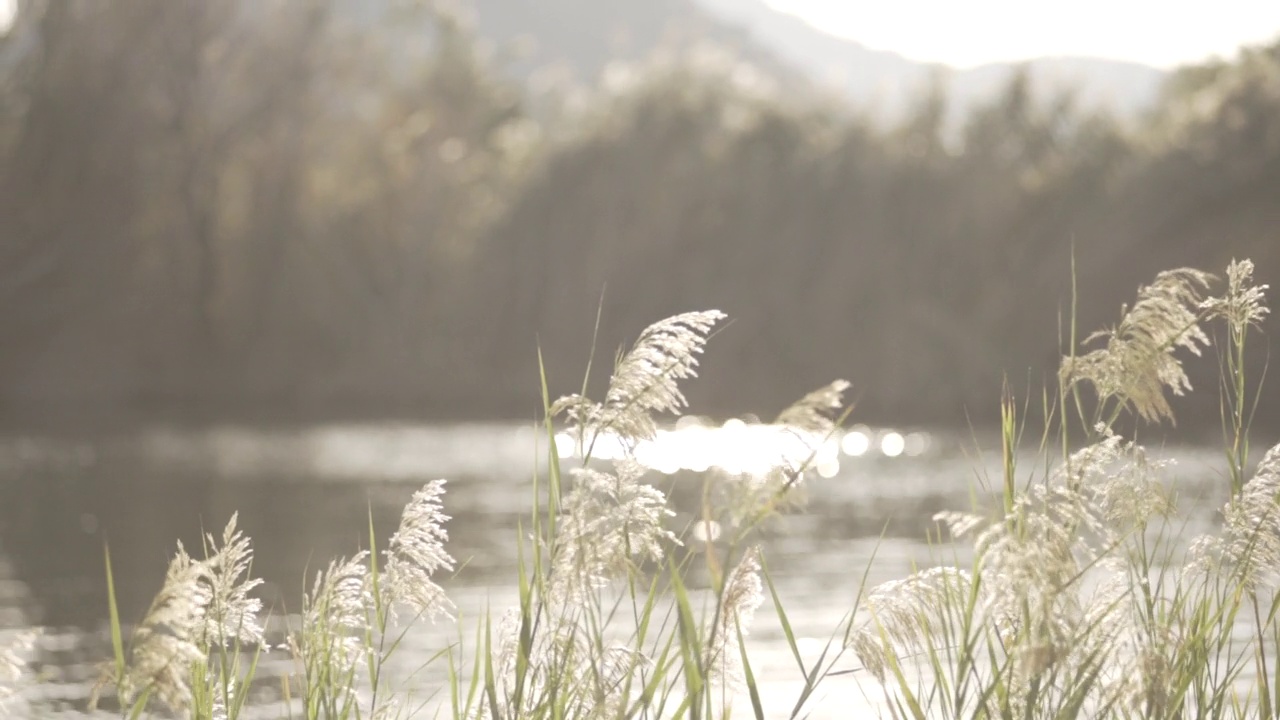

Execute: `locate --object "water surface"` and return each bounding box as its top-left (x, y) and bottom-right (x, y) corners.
top-left (0, 422), bottom-right (1237, 717)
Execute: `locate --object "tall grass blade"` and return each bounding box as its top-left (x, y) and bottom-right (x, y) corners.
top-left (760, 556), bottom-right (805, 678)
top-left (737, 621), bottom-right (765, 720)
top-left (103, 543), bottom-right (126, 683)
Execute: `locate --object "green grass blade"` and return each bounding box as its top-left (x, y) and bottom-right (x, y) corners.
top-left (537, 346), bottom-right (563, 520)
top-left (102, 542), bottom-right (127, 684)
top-left (230, 645), bottom-right (263, 719)
top-left (483, 612), bottom-right (502, 720)
top-left (670, 560), bottom-right (704, 720)
top-left (760, 556), bottom-right (805, 678)
top-left (737, 622), bottom-right (766, 720)
top-left (127, 686), bottom-right (152, 720)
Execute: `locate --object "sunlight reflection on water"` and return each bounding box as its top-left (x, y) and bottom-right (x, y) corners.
top-left (554, 419), bottom-right (934, 479)
top-left (0, 423), bottom-right (1245, 717)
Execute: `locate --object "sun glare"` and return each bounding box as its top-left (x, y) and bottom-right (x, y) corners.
top-left (554, 421), bottom-right (931, 477)
top-left (763, 0), bottom-right (1280, 68)
top-left (0, 0), bottom-right (15, 35)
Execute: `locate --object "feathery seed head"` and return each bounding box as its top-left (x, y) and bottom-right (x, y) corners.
top-left (720, 547), bottom-right (763, 635)
top-left (199, 513), bottom-right (265, 649)
top-left (1061, 429), bottom-right (1173, 532)
top-left (1183, 534), bottom-right (1226, 583)
top-left (552, 310), bottom-right (725, 443)
top-left (1061, 268), bottom-right (1213, 424)
top-left (118, 543), bottom-right (212, 712)
top-left (1213, 443), bottom-right (1280, 590)
top-left (0, 630), bottom-right (33, 684)
top-left (970, 483), bottom-right (1098, 649)
top-left (1082, 558), bottom-right (1133, 638)
top-left (707, 546), bottom-right (764, 686)
top-left (708, 379), bottom-right (850, 527)
top-left (92, 519), bottom-right (265, 713)
top-left (933, 510), bottom-right (986, 539)
top-left (298, 552), bottom-right (374, 679)
top-left (494, 606), bottom-right (524, 682)
top-left (848, 567), bottom-right (972, 681)
top-left (1201, 258), bottom-right (1268, 334)
top-left (552, 460), bottom-right (679, 601)
top-left (0, 630), bottom-right (36, 708)
top-left (1101, 621), bottom-right (1180, 718)
top-left (383, 479), bottom-right (455, 621)
top-left (775, 379), bottom-right (851, 435)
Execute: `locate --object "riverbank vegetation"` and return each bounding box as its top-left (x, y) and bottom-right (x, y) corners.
top-left (13, 257), bottom-right (1268, 718)
top-left (1, 2), bottom-right (1278, 429)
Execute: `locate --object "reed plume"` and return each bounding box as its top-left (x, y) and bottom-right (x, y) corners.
top-left (1201, 258), bottom-right (1269, 333)
top-left (551, 310), bottom-right (725, 444)
top-left (775, 379), bottom-right (851, 435)
top-left (1061, 268), bottom-right (1213, 424)
top-left (199, 513), bottom-right (265, 650)
top-left (847, 566), bottom-right (973, 684)
top-left (0, 630), bottom-right (35, 709)
top-left (1188, 443), bottom-right (1280, 590)
top-left (382, 479), bottom-right (456, 621)
top-left (295, 552), bottom-right (374, 709)
top-left (86, 514), bottom-right (266, 714)
top-left (115, 543), bottom-right (212, 712)
top-left (552, 459), bottom-right (680, 602)
top-left (705, 546), bottom-right (764, 686)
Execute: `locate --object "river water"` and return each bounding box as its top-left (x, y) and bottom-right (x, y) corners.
top-left (0, 422), bottom-right (1243, 717)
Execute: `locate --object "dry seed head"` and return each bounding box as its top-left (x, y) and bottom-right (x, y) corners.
top-left (707, 546), bottom-right (764, 686)
top-left (583, 646), bottom-right (652, 718)
top-left (118, 543), bottom-right (212, 712)
top-left (933, 510), bottom-right (986, 539)
top-left (0, 630), bottom-right (34, 684)
top-left (1182, 533), bottom-right (1226, 583)
top-left (1061, 268), bottom-right (1213, 424)
top-left (103, 514), bottom-right (265, 714)
top-left (1061, 429), bottom-right (1173, 533)
top-left (720, 546), bottom-right (764, 639)
top-left (1201, 258), bottom-right (1268, 333)
top-left (848, 566), bottom-right (972, 680)
top-left (775, 379), bottom-right (851, 435)
top-left (1116, 625), bottom-right (1178, 717)
top-left (299, 552), bottom-right (374, 675)
top-left (199, 513), bottom-right (265, 649)
top-left (1206, 443), bottom-right (1280, 590)
top-left (972, 484), bottom-right (1097, 647)
top-left (383, 479), bottom-right (455, 622)
top-left (1092, 446), bottom-right (1173, 532)
top-left (489, 604), bottom-right (599, 718)
top-left (552, 460), bottom-right (679, 601)
top-left (1073, 558), bottom-right (1138, 688)
top-left (210, 676), bottom-right (237, 720)
top-left (552, 310), bottom-right (725, 443)
top-left (494, 606), bottom-right (524, 683)
top-left (0, 630), bottom-right (36, 708)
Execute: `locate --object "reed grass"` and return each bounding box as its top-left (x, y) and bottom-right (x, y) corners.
top-left (59, 257), bottom-right (1280, 719)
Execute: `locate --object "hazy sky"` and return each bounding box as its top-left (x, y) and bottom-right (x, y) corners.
top-left (764, 0), bottom-right (1280, 68)
top-left (3, 1), bottom-right (1277, 70)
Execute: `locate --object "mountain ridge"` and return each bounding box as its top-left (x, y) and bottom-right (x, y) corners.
top-left (458, 0), bottom-right (1166, 123)
top-left (692, 0), bottom-right (1166, 120)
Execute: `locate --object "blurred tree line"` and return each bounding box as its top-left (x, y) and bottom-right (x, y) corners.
top-left (1, 1), bottom-right (1277, 431)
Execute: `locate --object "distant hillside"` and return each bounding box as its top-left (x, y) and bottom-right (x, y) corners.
top-left (956, 56), bottom-right (1163, 119)
top-left (695, 0), bottom-right (1167, 120)
top-left (460, 0), bottom-right (1166, 122)
top-left (466, 0), bottom-right (806, 90)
